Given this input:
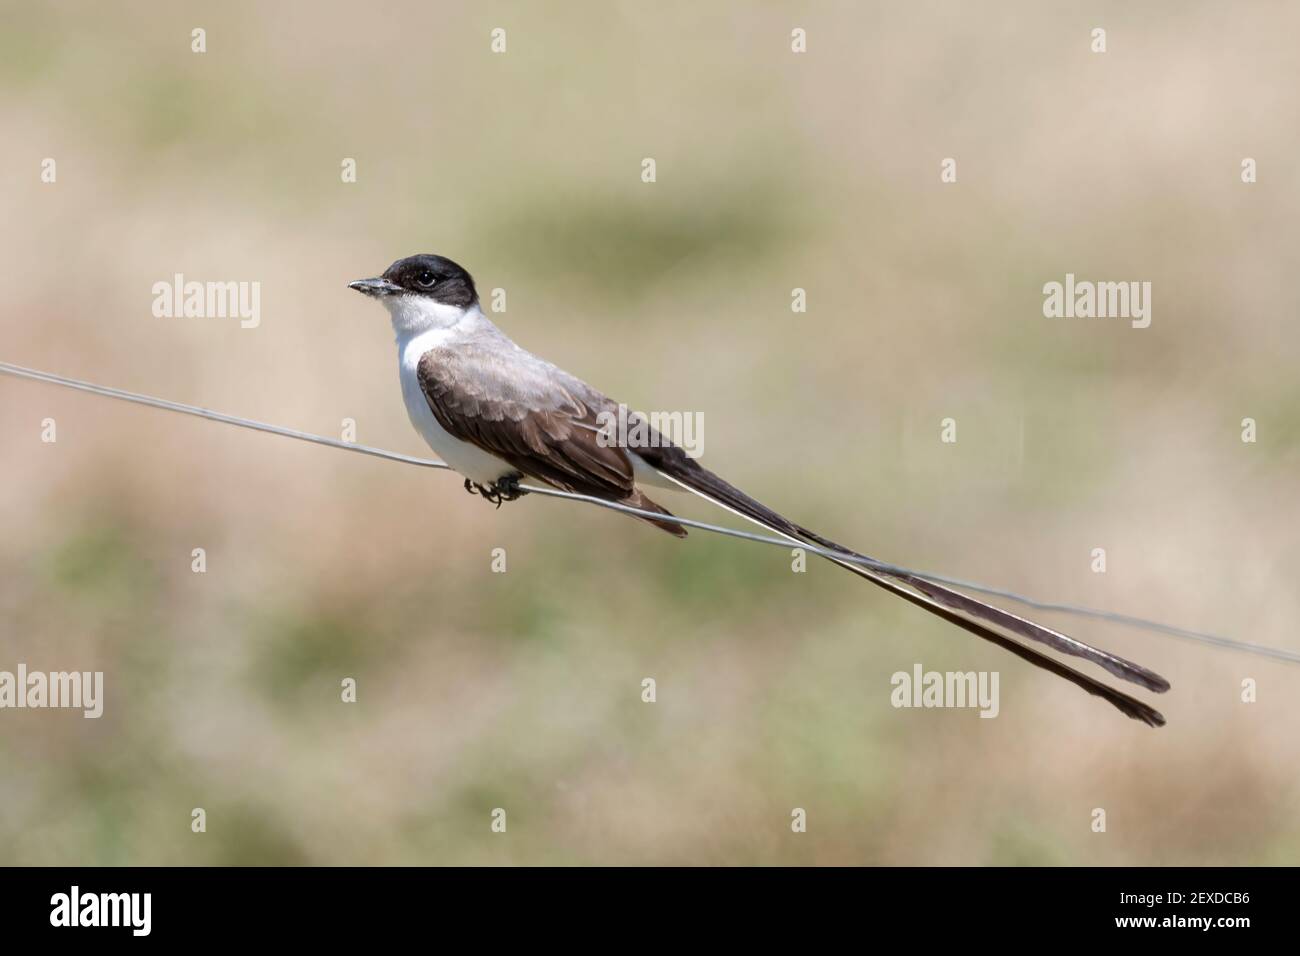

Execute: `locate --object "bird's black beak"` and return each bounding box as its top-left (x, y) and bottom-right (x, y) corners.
top-left (348, 277), bottom-right (403, 297)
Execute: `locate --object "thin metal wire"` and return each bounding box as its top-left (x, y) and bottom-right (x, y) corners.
top-left (3, 360), bottom-right (1295, 665)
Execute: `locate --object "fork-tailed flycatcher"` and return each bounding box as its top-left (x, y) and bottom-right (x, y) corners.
top-left (351, 254), bottom-right (1170, 726)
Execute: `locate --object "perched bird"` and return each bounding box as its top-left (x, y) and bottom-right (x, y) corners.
top-left (351, 254), bottom-right (1170, 726)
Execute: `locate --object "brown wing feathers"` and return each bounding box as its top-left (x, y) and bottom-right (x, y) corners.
top-left (417, 347), bottom-right (687, 537)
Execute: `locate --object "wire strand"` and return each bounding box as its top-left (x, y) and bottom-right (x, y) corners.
top-left (3, 360), bottom-right (1294, 666)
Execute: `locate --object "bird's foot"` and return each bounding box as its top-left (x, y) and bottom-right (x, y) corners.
top-left (491, 474), bottom-right (529, 504)
top-left (464, 479), bottom-right (503, 506)
top-left (464, 475), bottom-right (528, 508)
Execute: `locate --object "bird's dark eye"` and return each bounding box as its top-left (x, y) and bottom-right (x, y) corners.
top-left (417, 270), bottom-right (436, 287)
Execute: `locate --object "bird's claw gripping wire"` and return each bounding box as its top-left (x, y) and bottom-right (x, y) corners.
top-left (492, 474), bottom-right (528, 503)
top-left (463, 475), bottom-right (528, 508)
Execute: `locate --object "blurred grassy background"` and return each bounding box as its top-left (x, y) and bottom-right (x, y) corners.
top-left (1, 1), bottom-right (1298, 864)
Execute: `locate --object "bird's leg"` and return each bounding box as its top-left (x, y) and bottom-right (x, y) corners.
top-left (490, 473), bottom-right (529, 504)
top-left (463, 478), bottom-right (477, 496)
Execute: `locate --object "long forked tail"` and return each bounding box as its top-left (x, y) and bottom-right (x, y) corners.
top-left (634, 445), bottom-right (1169, 727)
